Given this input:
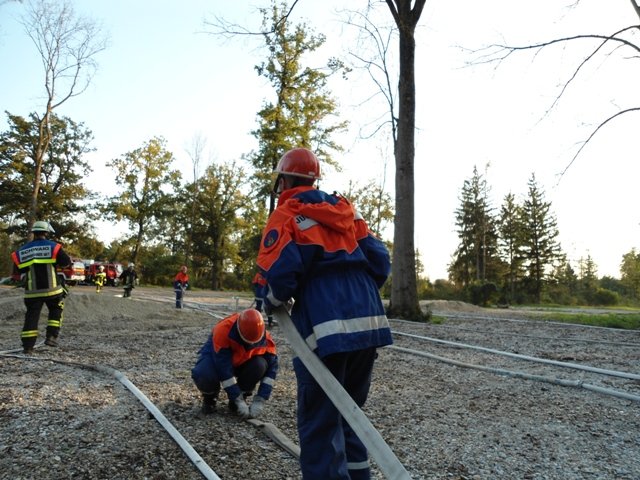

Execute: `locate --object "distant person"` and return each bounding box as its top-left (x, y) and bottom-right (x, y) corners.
top-left (94, 265), bottom-right (107, 293)
top-left (119, 264), bottom-right (137, 298)
top-left (11, 221), bottom-right (72, 354)
top-left (191, 309), bottom-right (278, 418)
top-left (257, 148), bottom-right (392, 479)
top-left (251, 270), bottom-right (274, 327)
top-left (173, 265), bottom-right (189, 308)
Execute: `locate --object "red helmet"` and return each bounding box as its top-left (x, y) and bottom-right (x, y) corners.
top-left (275, 148), bottom-right (321, 180)
top-left (237, 309), bottom-right (265, 344)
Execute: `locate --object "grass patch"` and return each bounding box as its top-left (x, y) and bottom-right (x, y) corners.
top-left (536, 312), bottom-right (640, 330)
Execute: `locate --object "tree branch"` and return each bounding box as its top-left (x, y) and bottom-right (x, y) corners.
top-left (559, 107), bottom-right (640, 179)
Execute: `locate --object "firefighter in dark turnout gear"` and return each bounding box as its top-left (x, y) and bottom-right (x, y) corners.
top-left (11, 221), bottom-right (72, 354)
top-left (120, 264), bottom-right (137, 298)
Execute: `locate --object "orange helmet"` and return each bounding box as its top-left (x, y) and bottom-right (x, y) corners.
top-left (275, 148), bottom-right (321, 180)
top-left (237, 309), bottom-right (265, 344)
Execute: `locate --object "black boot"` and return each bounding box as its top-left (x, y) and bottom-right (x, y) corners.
top-left (201, 394), bottom-right (216, 415)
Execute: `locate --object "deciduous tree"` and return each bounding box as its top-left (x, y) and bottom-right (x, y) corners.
top-left (190, 161), bottom-right (249, 290)
top-left (620, 248), bottom-right (640, 300)
top-left (239, 1), bottom-right (347, 211)
top-left (105, 137), bottom-right (181, 265)
top-left (345, 177), bottom-right (394, 238)
top-left (0, 111), bottom-right (96, 242)
top-left (382, 0), bottom-right (427, 319)
top-left (20, 0), bottom-right (107, 234)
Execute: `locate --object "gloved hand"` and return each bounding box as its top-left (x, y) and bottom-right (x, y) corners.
top-left (249, 396), bottom-right (266, 418)
top-left (234, 396), bottom-right (250, 418)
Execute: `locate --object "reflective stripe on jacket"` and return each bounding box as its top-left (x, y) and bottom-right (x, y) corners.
top-left (199, 313), bottom-right (278, 401)
top-left (11, 239), bottom-right (70, 298)
top-left (257, 186), bottom-right (393, 358)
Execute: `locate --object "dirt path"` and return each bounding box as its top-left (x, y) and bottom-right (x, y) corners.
top-left (1, 286), bottom-right (639, 479)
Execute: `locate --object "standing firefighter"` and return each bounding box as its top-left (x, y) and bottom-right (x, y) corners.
top-left (119, 264), bottom-right (137, 298)
top-left (191, 309), bottom-right (278, 418)
top-left (173, 265), bottom-right (189, 308)
top-left (257, 148), bottom-right (392, 480)
top-left (251, 270), bottom-right (273, 327)
top-left (94, 265), bottom-right (107, 293)
top-left (11, 221), bottom-right (72, 354)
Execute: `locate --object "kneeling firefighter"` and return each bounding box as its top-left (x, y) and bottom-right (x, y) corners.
top-left (191, 309), bottom-right (278, 418)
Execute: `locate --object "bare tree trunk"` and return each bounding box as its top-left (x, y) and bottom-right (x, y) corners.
top-left (386, 0), bottom-right (425, 319)
top-left (28, 110), bottom-right (52, 240)
top-left (22, 0), bottom-right (106, 237)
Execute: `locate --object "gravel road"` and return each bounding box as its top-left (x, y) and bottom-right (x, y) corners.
top-left (1, 286), bottom-right (638, 480)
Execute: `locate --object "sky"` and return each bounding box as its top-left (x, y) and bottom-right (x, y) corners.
top-left (0, 0), bottom-right (638, 280)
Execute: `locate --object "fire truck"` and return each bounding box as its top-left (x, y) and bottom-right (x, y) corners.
top-left (56, 259), bottom-right (86, 286)
top-left (85, 262), bottom-right (123, 287)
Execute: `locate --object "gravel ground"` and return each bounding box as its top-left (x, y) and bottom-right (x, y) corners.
top-left (0, 285), bottom-right (639, 480)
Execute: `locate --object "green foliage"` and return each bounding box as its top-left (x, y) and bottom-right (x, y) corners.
top-left (0, 111), bottom-right (96, 238)
top-left (135, 244), bottom-right (180, 286)
top-left (520, 173), bottom-right (562, 302)
top-left (105, 137), bottom-right (181, 264)
top-left (467, 281), bottom-right (498, 306)
top-left (497, 192), bottom-right (524, 301)
top-left (247, 0), bottom-right (347, 203)
top-left (0, 224), bottom-right (14, 277)
top-left (189, 160), bottom-right (250, 290)
top-left (538, 312), bottom-right (640, 330)
top-left (620, 248), bottom-right (640, 300)
top-left (449, 165), bottom-right (500, 286)
top-left (590, 288), bottom-right (620, 306)
top-left (345, 179), bottom-right (394, 238)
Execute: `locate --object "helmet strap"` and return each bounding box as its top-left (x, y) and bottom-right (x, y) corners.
top-left (272, 174), bottom-right (285, 195)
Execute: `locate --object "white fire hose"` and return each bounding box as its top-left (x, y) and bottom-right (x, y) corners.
top-left (272, 306), bottom-right (411, 480)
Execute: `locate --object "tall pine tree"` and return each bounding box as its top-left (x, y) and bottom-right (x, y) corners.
top-left (450, 166), bottom-right (499, 287)
top-left (520, 173), bottom-right (561, 303)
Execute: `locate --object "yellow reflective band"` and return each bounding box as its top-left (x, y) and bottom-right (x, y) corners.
top-left (17, 258), bottom-right (57, 269)
top-left (24, 288), bottom-right (64, 299)
top-left (47, 319), bottom-right (61, 328)
top-left (21, 330), bottom-right (39, 338)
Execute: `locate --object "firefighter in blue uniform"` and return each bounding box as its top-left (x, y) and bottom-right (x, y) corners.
top-left (257, 148), bottom-right (392, 480)
top-left (191, 308), bottom-right (278, 418)
top-left (11, 221), bottom-right (72, 354)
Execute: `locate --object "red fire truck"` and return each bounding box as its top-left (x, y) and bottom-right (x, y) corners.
top-left (85, 262), bottom-right (124, 287)
top-left (56, 259), bottom-right (86, 286)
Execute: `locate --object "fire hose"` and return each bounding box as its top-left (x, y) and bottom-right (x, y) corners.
top-left (272, 306), bottom-right (411, 480)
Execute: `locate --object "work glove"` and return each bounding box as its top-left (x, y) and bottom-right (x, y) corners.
top-left (234, 396), bottom-right (250, 419)
top-left (249, 396), bottom-right (266, 419)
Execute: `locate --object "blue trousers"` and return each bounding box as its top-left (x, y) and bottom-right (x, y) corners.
top-left (293, 348), bottom-right (377, 480)
top-left (175, 288), bottom-right (184, 308)
top-left (192, 354), bottom-right (268, 398)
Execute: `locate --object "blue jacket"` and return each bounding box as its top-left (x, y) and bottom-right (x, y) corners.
top-left (257, 186), bottom-right (392, 358)
top-left (198, 313), bottom-right (278, 401)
